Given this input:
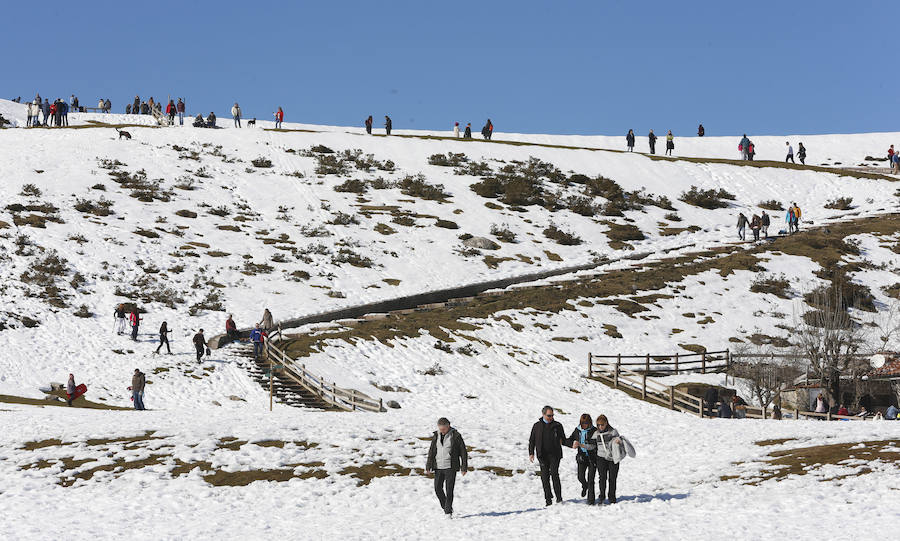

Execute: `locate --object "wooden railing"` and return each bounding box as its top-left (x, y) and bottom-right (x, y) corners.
top-left (588, 354), bottom-right (874, 421)
top-left (588, 350), bottom-right (730, 378)
top-left (264, 328), bottom-right (384, 413)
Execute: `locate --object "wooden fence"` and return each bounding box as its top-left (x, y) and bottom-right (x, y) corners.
top-left (588, 350), bottom-right (730, 378)
top-left (264, 328), bottom-right (383, 412)
top-left (588, 352), bottom-right (874, 421)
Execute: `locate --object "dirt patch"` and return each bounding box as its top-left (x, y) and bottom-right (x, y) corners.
top-left (339, 460), bottom-right (424, 486)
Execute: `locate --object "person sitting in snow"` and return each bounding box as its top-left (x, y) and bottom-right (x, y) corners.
top-left (226, 314), bottom-right (239, 343)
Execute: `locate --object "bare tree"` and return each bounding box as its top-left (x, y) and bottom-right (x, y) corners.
top-left (869, 301), bottom-right (900, 353)
top-left (793, 284), bottom-right (865, 406)
top-left (731, 343), bottom-right (802, 408)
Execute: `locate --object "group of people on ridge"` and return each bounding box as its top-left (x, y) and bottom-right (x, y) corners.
top-left (25, 94), bottom-right (76, 127)
top-left (626, 129), bottom-right (675, 155)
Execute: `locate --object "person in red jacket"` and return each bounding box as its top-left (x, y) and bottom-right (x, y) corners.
top-left (129, 309), bottom-right (142, 341)
top-left (225, 314), bottom-right (239, 343)
top-left (49, 101), bottom-right (58, 127)
top-left (274, 107), bottom-right (284, 129)
top-left (166, 100), bottom-right (176, 124)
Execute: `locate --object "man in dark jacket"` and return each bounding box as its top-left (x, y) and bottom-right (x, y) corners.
top-left (648, 130), bottom-right (657, 154)
top-left (131, 368), bottom-right (146, 410)
top-left (384, 115), bottom-right (392, 135)
top-left (425, 418), bottom-right (468, 516)
top-left (704, 386), bottom-right (719, 417)
top-left (698, 124), bottom-right (705, 137)
top-left (529, 405), bottom-right (567, 506)
top-left (193, 329), bottom-right (206, 362)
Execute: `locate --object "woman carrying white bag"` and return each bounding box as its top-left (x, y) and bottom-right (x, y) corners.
top-left (577, 414), bottom-right (635, 505)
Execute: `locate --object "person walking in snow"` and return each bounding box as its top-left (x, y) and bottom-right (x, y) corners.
top-left (648, 129), bottom-right (657, 154)
top-left (274, 107), bottom-right (284, 129)
top-left (156, 321), bottom-right (172, 354)
top-left (785, 205), bottom-right (796, 234)
top-left (175, 98), bottom-right (185, 125)
top-left (258, 308), bottom-right (274, 332)
top-left (665, 130), bottom-right (675, 156)
top-left (231, 103), bottom-right (242, 128)
top-left (60, 100), bottom-right (69, 126)
top-left (785, 141), bottom-right (795, 163)
top-left (41, 98), bottom-right (50, 126)
top-left (453, 121), bottom-right (460, 138)
top-left (749, 214), bottom-right (762, 241)
top-left (226, 314), bottom-right (239, 343)
top-left (704, 386), bottom-right (719, 417)
top-left (129, 308), bottom-right (142, 341)
top-left (797, 142), bottom-right (807, 165)
top-left (193, 329), bottom-right (206, 363)
top-left (166, 99), bottom-right (176, 124)
top-left (698, 123), bottom-right (705, 137)
top-left (791, 202), bottom-right (801, 232)
top-left (66, 373), bottom-right (76, 406)
top-left (736, 212), bottom-right (748, 241)
top-left (114, 304), bottom-right (127, 335)
top-left (739, 134), bottom-right (750, 160)
top-left (463, 123), bottom-right (472, 139)
top-left (626, 129), bottom-right (635, 152)
top-left (564, 413), bottom-right (597, 504)
top-left (384, 115), bottom-right (392, 135)
top-left (130, 368), bottom-right (146, 410)
top-left (425, 417), bottom-right (469, 517)
top-left (250, 324), bottom-right (264, 360)
top-left (528, 405), bottom-right (567, 506)
top-left (365, 115), bottom-right (373, 135)
top-left (26, 100), bottom-right (36, 127)
top-left (133, 95), bottom-right (140, 114)
top-left (482, 119), bottom-right (493, 140)
top-left (748, 141), bottom-right (756, 161)
top-left (761, 211), bottom-right (770, 238)
top-left (50, 100), bottom-right (59, 127)
top-left (586, 415), bottom-right (626, 504)
top-left (889, 145), bottom-right (895, 165)
top-left (892, 150), bottom-right (900, 174)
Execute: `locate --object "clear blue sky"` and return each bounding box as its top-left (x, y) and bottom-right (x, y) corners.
top-left (2, 0), bottom-right (896, 136)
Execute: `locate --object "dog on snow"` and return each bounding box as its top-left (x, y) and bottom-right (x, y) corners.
top-left (116, 128), bottom-right (132, 140)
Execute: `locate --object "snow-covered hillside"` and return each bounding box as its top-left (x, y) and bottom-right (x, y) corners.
top-left (1, 98), bottom-right (899, 539)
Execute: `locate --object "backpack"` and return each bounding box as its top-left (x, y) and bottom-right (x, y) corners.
top-left (795, 207), bottom-right (801, 218)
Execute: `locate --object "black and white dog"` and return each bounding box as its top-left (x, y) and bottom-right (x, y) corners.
top-left (116, 128), bottom-right (132, 140)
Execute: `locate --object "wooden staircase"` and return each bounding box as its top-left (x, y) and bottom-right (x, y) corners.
top-left (231, 343), bottom-right (340, 410)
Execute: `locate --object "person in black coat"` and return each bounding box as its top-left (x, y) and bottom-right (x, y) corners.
top-left (384, 115), bottom-right (392, 135)
top-left (626, 129), bottom-right (635, 152)
top-left (564, 413), bottom-right (598, 504)
top-left (529, 405), bottom-right (567, 506)
top-left (648, 129), bottom-right (657, 154)
top-left (718, 398), bottom-right (733, 418)
top-left (463, 123), bottom-right (472, 138)
top-left (155, 321), bottom-right (172, 354)
top-left (193, 329), bottom-right (206, 362)
top-left (365, 115), bottom-right (373, 134)
top-left (425, 418), bottom-right (468, 516)
top-left (698, 124), bottom-right (705, 137)
top-left (704, 386), bottom-right (719, 417)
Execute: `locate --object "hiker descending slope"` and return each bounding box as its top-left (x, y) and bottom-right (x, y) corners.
top-left (425, 417), bottom-right (468, 517)
top-left (129, 308), bottom-right (142, 341)
top-left (736, 213), bottom-right (748, 240)
top-left (193, 329), bottom-right (206, 362)
top-left (529, 405), bottom-right (567, 506)
top-left (156, 321), bottom-right (172, 354)
top-left (564, 413), bottom-right (598, 505)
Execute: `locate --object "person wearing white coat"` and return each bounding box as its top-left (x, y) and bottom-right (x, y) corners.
top-left (231, 103), bottom-right (242, 128)
top-left (27, 100), bottom-right (38, 127)
top-left (453, 122), bottom-right (460, 138)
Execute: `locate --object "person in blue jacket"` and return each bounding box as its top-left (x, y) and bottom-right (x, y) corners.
top-left (250, 324), bottom-right (263, 359)
top-left (564, 413), bottom-right (598, 504)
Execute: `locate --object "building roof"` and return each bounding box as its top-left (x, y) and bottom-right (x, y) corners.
top-left (869, 354), bottom-right (900, 379)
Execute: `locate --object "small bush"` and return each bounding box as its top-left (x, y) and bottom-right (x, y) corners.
top-left (392, 215), bottom-right (416, 226)
top-left (209, 205), bottom-right (231, 217)
top-left (566, 195), bottom-right (598, 217)
top-left (315, 154), bottom-right (350, 176)
top-left (74, 198), bottom-right (114, 216)
top-left (824, 196), bottom-right (853, 210)
top-left (679, 186), bottom-right (736, 209)
top-left (330, 212), bottom-right (360, 226)
top-left (543, 224), bottom-right (582, 245)
top-left (174, 176), bottom-right (196, 190)
top-left (370, 177), bottom-right (396, 190)
top-left (664, 212), bottom-right (682, 222)
top-left (428, 152), bottom-right (469, 167)
top-left (399, 174), bottom-right (449, 201)
top-left (73, 304), bottom-right (93, 318)
top-left (287, 270), bottom-right (311, 281)
top-left (750, 274), bottom-right (791, 299)
top-left (490, 224), bottom-right (517, 243)
top-left (334, 179), bottom-right (367, 194)
top-left (758, 200), bottom-right (784, 211)
top-left (91, 183), bottom-right (106, 191)
top-left (310, 144), bottom-right (335, 154)
top-left (419, 363), bottom-right (445, 376)
top-left (20, 184), bottom-right (42, 197)
top-left (251, 157), bottom-right (273, 168)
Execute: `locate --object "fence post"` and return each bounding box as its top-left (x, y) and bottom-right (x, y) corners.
top-left (645, 353), bottom-right (650, 374)
top-left (615, 356), bottom-right (620, 388)
top-left (699, 396), bottom-right (704, 418)
top-left (333, 382), bottom-right (337, 407)
top-left (268, 361), bottom-right (273, 412)
top-left (727, 349), bottom-right (731, 372)
top-left (641, 374), bottom-right (647, 400)
top-left (379, 398), bottom-right (384, 412)
top-left (794, 408), bottom-right (799, 420)
top-left (674, 352), bottom-right (679, 374)
top-left (588, 353), bottom-right (593, 378)
top-left (701, 352), bottom-right (707, 374)
top-left (827, 410), bottom-right (832, 421)
top-left (669, 387), bottom-right (674, 410)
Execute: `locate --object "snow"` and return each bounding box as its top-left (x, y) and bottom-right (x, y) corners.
top-left (1, 98), bottom-right (899, 539)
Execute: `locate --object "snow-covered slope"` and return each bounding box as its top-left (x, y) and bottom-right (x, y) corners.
top-left (1, 98), bottom-right (899, 539)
